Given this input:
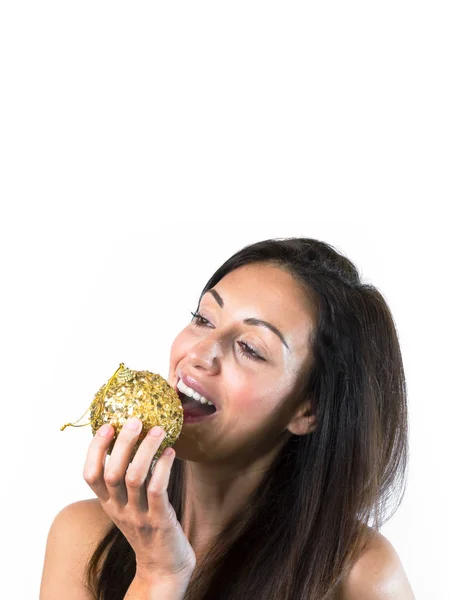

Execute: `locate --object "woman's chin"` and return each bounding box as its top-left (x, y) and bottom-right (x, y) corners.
top-left (171, 431), bottom-right (216, 463)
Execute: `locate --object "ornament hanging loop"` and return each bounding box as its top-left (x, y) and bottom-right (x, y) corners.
top-left (60, 363), bottom-right (129, 431)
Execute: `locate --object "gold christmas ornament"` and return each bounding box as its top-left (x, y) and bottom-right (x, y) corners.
top-left (61, 363), bottom-right (184, 461)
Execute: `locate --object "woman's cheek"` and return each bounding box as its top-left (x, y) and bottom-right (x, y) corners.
top-left (169, 340), bottom-right (184, 379)
top-left (230, 380), bottom-right (267, 415)
top-left (170, 328), bottom-right (192, 361)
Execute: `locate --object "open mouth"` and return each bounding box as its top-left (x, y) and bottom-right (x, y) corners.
top-left (177, 390), bottom-right (218, 419)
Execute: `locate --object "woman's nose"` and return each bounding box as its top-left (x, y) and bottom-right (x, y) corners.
top-left (186, 337), bottom-right (221, 372)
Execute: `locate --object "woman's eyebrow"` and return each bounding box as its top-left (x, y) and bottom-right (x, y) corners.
top-left (204, 289), bottom-right (291, 351)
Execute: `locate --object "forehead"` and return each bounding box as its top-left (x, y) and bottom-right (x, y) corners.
top-left (202, 263), bottom-right (316, 353)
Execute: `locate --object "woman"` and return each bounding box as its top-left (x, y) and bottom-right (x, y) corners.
top-left (40, 237), bottom-right (415, 599)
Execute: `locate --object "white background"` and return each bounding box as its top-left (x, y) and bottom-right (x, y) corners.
top-left (1, 2), bottom-right (448, 599)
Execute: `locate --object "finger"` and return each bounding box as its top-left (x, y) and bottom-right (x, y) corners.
top-left (104, 417), bottom-right (143, 506)
top-left (146, 447), bottom-right (176, 523)
top-left (125, 426), bottom-right (166, 511)
top-left (83, 423), bottom-right (115, 502)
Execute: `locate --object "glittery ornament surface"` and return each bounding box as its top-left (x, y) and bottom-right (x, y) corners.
top-left (91, 366), bottom-right (184, 461)
top-left (61, 363), bottom-right (184, 462)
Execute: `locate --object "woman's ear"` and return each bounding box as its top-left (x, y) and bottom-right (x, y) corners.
top-left (286, 397), bottom-right (317, 436)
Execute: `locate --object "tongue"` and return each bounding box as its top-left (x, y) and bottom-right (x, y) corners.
top-left (181, 396), bottom-right (216, 417)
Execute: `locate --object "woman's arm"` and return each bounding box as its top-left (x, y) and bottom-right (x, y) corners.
top-left (125, 572), bottom-right (191, 599)
top-left (40, 500), bottom-right (192, 599)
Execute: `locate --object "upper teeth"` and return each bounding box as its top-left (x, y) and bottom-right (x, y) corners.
top-left (177, 379), bottom-right (214, 406)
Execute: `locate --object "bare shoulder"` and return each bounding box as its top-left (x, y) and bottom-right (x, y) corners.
top-left (40, 499), bottom-right (114, 599)
top-left (51, 498), bottom-right (113, 558)
top-left (64, 497), bottom-right (113, 534)
top-left (336, 529), bottom-right (416, 600)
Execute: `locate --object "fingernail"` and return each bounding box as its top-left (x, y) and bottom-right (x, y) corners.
top-left (150, 426), bottom-right (163, 437)
top-left (125, 417), bottom-right (141, 431)
top-left (98, 424), bottom-right (111, 436)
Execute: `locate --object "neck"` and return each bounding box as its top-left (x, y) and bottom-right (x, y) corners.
top-left (180, 443), bottom-right (283, 559)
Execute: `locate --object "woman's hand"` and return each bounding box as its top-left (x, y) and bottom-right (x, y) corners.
top-left (83, 417), bottom-right (196, 584)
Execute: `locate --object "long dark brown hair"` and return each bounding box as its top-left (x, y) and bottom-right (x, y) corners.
top-left (85, 237), bottom-right (409, 599)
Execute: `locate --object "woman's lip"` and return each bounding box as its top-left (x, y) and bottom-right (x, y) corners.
top-left (176, 372), bottom-right (220, 409)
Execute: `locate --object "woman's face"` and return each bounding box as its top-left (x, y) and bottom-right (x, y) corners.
top-left (168, 262), bottom-right (316, 465)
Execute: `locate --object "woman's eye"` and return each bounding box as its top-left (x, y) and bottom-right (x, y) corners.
top-left (189, 311), bottom-right (264, 362)
top-left (190, 311), bottom-right (210, 327)
top-left (236, 341), bottom-right (263, 362)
